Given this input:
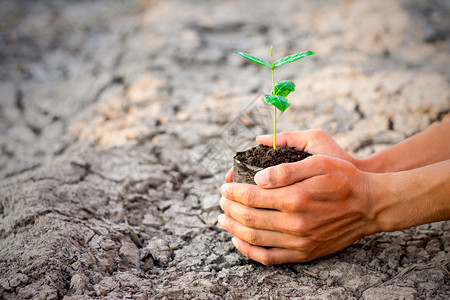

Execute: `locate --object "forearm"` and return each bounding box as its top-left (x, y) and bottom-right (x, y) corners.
top-left (369, 159), bottom-right (450, 233)
top-left (357, 119), bottom-right (450, 173)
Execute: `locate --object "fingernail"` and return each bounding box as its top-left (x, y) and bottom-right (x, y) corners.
top-left (220, 184), bottom-right (229, 196)
top-left (217, 214), bottom-right (225, 225)
top-left (231, 237), bottom-right (238, 247)
top-left (219, 196), bottom-right (224, 209)
top-left (225, 170), bottom-right (231, 183)
top-left (254, 170), bottom-right (269, 187)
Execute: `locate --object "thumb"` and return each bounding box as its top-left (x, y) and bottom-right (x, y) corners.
top-left (254, 155), bottom-right (325, 188)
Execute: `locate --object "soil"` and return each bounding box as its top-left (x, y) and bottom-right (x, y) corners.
top-left (234, 144), bottom-right (311, 168)
top-left (0, 0), bottom-right (449, 299)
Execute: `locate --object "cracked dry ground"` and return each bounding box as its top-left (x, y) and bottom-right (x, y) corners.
top-left (0, 0), bottom-right (449, 299)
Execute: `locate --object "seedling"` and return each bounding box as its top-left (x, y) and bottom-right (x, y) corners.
top-left (234, 46), bottom-right (315, 149)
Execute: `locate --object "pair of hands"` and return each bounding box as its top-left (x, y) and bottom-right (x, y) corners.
top-left (218, 130), bottom-right (379, 265)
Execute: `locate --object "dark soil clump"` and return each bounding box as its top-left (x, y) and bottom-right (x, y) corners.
top-left (234, 144), bottom-right (311, 168)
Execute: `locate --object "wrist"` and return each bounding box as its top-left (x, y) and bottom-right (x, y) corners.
top-left (356, 172), bottom-right (388, 235)
top-left (354, 156), bottom-right (384, 173)
top-left (368, 173), bottom-right (401, 232)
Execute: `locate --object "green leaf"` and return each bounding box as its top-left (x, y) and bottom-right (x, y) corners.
top-left (264, 94), bottom-right (291, 113)
top-left (234, 52), bottom-right (271, 67)
top-left (273, 80), bottom-right (295, 97)
top-left (273, 50), bottom-right (315, 68)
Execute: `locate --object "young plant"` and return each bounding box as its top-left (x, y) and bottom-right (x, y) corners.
top-left (234, 46), bottom-right (315, 149)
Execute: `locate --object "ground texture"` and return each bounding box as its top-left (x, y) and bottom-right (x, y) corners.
top-left (0, 0), bottom-right (449, 299)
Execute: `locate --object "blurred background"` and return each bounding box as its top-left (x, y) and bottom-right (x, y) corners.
top-left (1, 0), bottom-right (449, 179)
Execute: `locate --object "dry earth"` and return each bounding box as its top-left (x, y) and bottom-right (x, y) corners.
top-left (0, 0), bottom-right (449, 299)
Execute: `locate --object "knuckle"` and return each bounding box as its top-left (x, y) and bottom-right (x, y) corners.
top-left (292, 196), bottom-right (304, 212)
top-left (313, 155), bottom-right (330, 172)
top-left (299, 240), bottom-right (314, 252)
top-left (309, 231), bottom-right (325, 244)
top-left (286, 200), bottom-right (300, 212)
top-left (277, 164), bottom-right (291, 182)
top-left (242, 187), bottom-right (257, 206)
top-left (241, 208), bottom-right (255, 227)
top-left (291, 219), bottom-right (308, 236)
top-left (278, 131), bottom-right (287, 140)
top-left (280, 131), bottom-right (292, 143)
top-left (247, 229), bottom-right (260, 245)
top-left (264, 167), bottom-right (275, 184)
top-left (259, 252), bottom-right (274, 266)
top-left (267, 164), bottom-right (289, 185)
top-left (284, 191), bottom-right (304, 212)
top-left (314, 129), bottom-right (328, 137)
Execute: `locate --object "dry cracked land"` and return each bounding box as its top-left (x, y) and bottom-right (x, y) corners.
top-left (0, 0), bottom-right (449, 299)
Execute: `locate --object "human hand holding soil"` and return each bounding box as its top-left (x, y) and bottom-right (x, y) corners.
top-left (225, 129), bottom-right (358, 182)
top-left (219, 120), bottom-right (450, 265)
top-left (257, 130), bottom-right (359, 163)
top-left (220, 155), bottom-right (379, 265)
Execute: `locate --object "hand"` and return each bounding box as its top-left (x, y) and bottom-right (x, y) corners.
top-left (257, 130), bottom-right (358, 164)
top-left (219, 155), bottom-right (379, 265)
top-left (225, 130), bottom-right (359, 183)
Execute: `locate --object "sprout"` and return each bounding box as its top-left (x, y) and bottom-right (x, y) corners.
top-left (234, 47), bottom-right (315, 149)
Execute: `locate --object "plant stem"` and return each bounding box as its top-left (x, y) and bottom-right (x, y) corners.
top-left (270, 46), bottom-right (276, 150)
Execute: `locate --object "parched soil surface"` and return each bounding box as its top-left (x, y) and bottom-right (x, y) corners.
top-left (0, 0), bottom-right (449, 299)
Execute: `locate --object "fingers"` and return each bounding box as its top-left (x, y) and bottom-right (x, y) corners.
top-left (254, 155), bottom-right (328, 188)
top-left (221, 182), bottom-right (303, 211)
top-left (231, 238), bottom-right (311, 265)
top-left (218, 214), bottom-right (310, 249)
top-left (220, 196), bottom-right (281, 230)
top-left (257, 130), bottom-right (355, 161)
top-left (220, 196), bottom-right (308, 235)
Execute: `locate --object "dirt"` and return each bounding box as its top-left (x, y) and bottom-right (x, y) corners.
top-left (234, 144), bottom-right (311, 168)
top-left (233, 145), bottom-right (312, 184)
top-left (0, 0), bottom-right (449, 299)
